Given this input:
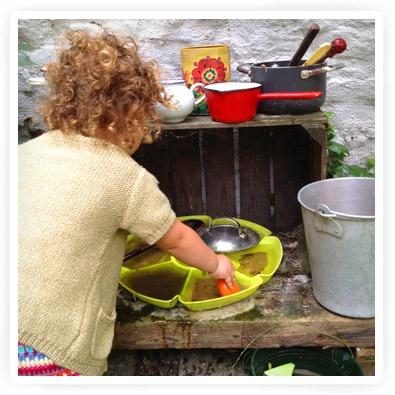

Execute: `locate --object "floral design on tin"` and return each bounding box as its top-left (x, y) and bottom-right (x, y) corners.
top-left (191, 56), bottom-right (227, 85)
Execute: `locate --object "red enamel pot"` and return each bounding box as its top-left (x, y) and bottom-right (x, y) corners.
top-left (203, 82), bottom-right (322, 123)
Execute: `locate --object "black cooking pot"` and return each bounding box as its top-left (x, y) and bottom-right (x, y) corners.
top-left (237, 60), bottom-right (344, 115)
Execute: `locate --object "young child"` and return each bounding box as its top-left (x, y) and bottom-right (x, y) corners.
top-left (18, 29), bottom-right (236, 376)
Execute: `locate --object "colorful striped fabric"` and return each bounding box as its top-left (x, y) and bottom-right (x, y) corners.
top-left (18, 342), bottom-right (80, 376)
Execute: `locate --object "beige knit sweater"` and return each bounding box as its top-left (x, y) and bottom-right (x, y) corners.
top-left (18, 130), bottom-right (176, 376)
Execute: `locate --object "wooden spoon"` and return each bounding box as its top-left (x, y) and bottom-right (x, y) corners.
top-left (314, 38), bottom-right (347, 64)
top-left (302, 43), bottom-right (331, 66)
top-left (288, 23), bottom-right (320, 66)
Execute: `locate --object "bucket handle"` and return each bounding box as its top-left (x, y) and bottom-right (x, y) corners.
top-left (315, 203), bottom-right (337, 218)
top-left (314, 204), bottom-right (343, 238)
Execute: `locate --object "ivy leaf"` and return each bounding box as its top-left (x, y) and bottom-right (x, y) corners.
top-left (18, 51), bottom-right (38, 67)
top-left (18, 41), bottom-right (37, 52)
top-left (342, 165), bottom-right (369, 177)
top-left (327, 141), bottom-right (349, 158)
top-left (18, 41), bottom-right (38, 67)
top-left (324, 110), bottom-right (374, 179)
top-left (366, 158), bottom-right (375, 169)
top-left (367, 167), bottom-right (375, 177)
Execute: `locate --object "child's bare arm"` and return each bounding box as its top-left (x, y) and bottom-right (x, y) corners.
top-left (156, 219), bottom-right (236, 288)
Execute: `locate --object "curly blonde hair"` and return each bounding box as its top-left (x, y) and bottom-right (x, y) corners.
top-left (38, 29), bottom-right (170, 150)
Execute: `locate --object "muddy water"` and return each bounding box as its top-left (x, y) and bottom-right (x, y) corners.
top-left (122, 269), bottom-right (187, 300)
top-left (237, 252), bottom-right (268, 276)
top-left (191, 278), bottom-right (221, 301)
top-left (191, 278), bottom-right (246, 301)
top-left (123, 247), bottom-right (168, 270)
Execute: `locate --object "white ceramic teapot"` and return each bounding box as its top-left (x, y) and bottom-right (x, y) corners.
top-left (155, 79), bottom-right (205, 123)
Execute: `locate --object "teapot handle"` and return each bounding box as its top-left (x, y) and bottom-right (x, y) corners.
top-left (190, 82), bottom-right (206, 105)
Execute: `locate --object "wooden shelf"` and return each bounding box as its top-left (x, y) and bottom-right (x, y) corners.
top-left (161, 112), bottom-right (328, 131)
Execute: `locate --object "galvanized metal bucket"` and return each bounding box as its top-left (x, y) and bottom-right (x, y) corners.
top-left (297, 177), bottom-right (375, 318)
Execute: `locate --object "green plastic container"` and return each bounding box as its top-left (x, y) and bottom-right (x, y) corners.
top-left (242, 347), bottom-right (364, 376)
top-left (120, 215), bottom-right (283, 311)
top-left (119, 260), bottom-right (263, 310)
top-left (179, 269), bottom-right (262, 311)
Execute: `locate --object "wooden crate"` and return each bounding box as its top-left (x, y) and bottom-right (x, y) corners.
top-left (134, 112), bottom-right (328, 232)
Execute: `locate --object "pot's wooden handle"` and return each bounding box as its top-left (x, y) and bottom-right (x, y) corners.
top-left (236, 63), bottom-right (253, 75)
top-left (288, 23), bottom-right (320, 67)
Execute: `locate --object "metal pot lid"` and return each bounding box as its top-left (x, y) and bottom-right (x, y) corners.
top-left (196, 217), bottom-right (260, 253)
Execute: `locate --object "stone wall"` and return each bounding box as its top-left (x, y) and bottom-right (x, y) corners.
top-left (18, 18), bottom-right (376, 166)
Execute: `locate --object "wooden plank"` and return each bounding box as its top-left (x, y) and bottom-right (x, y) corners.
top-left (355, 348), bottom-right (375, 376)
top-left (202, 129), bottom-right (236, 218)
top-left (113, 273), bottom-right (375, 350)
top-left (161, 112), bottom-right (328, 131)
top-left (238, 127), bottom-right (272, 228)
top-left (166, 130), bottom-right (203, 216)
top-left (113, 318), bottom-right (374, 350)
top-left (306, 126), bottom-right (327, 181)
top-left (271, 125), bottom-right (310, 232)
top-left (133, 137), bottom-right (172, 203)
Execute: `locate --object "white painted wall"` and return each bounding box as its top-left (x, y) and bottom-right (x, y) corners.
top-left (18, 18), bottom-right (376, 166)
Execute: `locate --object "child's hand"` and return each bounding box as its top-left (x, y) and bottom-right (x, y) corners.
top-left (208, 254), bottom-right (236, 289)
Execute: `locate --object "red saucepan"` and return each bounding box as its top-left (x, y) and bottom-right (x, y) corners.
top-left (203, 82), bottom-right (322, 123)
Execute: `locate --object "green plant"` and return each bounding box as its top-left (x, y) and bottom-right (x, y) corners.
top-left (230, 327), bottom-right (273, 374)
top-left (307, 330), bottom-right (355, 358)
top-left (18, 41), bottom-right (38, 67)
top-left (325, 111), bottom-right (375, 178)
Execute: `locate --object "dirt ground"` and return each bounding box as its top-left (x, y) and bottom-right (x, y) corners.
top-left (104, 347), bottom-right (374, 376)
top-left (105, 348), bottom-right (247, 376)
